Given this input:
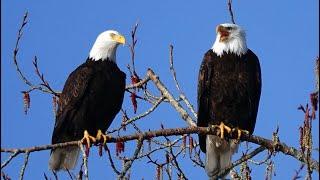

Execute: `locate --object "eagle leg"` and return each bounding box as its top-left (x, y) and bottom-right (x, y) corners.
top-left (81, 130), bottom-right (96, 147)
top-left (96, 129), bottom-right (112, 145)
top-left (212, 122), bottom-right (232, 139)
top-left (232, 128), bottom-right (249, 140)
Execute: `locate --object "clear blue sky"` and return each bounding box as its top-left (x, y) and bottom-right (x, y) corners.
top-left (1, 0), bottom-right (319, 179)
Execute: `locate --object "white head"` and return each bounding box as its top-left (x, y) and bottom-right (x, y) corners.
top-left (212, 23), bottom-right (247, 57)
top-left (89, 30), bottom-right (126, 62)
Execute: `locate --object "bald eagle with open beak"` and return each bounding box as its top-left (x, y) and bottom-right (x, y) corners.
top-left (197, 23), bottom-right (261, 179)
top-left (49, 30), bottom-right (126, 171)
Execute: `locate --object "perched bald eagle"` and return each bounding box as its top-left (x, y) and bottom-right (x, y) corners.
top-left (197, 23), bottom-right (261, 178)
top-left (49, 30), bottom-right (126, 171)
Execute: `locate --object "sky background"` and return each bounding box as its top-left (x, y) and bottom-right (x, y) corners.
top-left (1, 0), bottom-right (319, 179)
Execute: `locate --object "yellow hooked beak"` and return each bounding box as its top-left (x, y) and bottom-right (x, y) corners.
top-left (112, 34), bottom-right (126, 44)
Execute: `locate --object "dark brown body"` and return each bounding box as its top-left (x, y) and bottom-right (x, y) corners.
top-left (197, 49), bottom-right (261, 153)
top-left (51, 58), bottom-right (126, 144)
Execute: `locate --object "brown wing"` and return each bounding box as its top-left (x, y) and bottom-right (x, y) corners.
top-left (52, 63), bottom-right (94, 143)
top-left (197, 50), bottom-right (215, 153)
top-left (244, 49), bottom-right (261, 133)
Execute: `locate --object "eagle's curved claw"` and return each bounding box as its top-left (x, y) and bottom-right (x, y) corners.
top-left (81, 130), bottom-right (96, 147)
top-left (212, 122), bottom-right (232, 139)
top-left (96, 129), bottom-right (111, 145)
top-left (232, 128), bottom-right (249, 140)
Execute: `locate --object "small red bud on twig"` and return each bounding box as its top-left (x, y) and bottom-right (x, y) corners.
top-left (22, 91), bottom-right (30, 114)
top-left (130, 93), bottom-right (138, 114)
top-left (189, 135), bottom-right (194, 155)
top-left (156, 165), bottom-right (162, 180)
top-left (116, 141), bottom-right (125, 156)
top-left (122, 115), bottom-right (127, 131)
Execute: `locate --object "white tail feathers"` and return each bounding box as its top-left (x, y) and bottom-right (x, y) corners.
top-left (205, 135), bottom-right (239, 179)
top-left (49, 146), bottom-right (80, 171)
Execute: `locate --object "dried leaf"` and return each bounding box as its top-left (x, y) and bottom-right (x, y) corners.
top-left (156, 165), bottom-right (162, 180)
top-left (130, 92), bottom-right (138, 114)
top-left (189, 135), bottom-right (194, 155)
top-left (116, 141), bottom-right (125, 156)
top-left (22, 92), bottom-right (30, 114)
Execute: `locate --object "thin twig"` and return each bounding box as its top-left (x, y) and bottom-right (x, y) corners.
top-left (165, 136), bottom-right (188, 180)
top-left (19, 152), bottom-right (30, 180)
top-left (108, 96), bottom-right (165, 134)
top-left (125, 76), bottom-right (150, 90)
top-left (227, 0), bottom-right (236, 24)
top-left (104, 144), bottom-right (120, 175)
top-left (147, 69), bottom-right (196, 127)
top-left (169, 45), bottom-right (182, 93)
top-left (13, 12), bottom-right (58, 96)
top-left (248, 151), bottom-right (272, 165)
top-left (129, 22), bottom-right (139, 74)
top-left (168, 45), bottom-right (197, 119)
top-left (1, 151), bottom-right (19, 168)
top-left (32, 56), bottom-right (59, 96)
top-left (179, 94), bottom-right (197, 119)
top-left (118, 137), bottom-right (144, 179)
top-left (79, 144), bottom-right (88, 180)
top-left (292, 164), bottom-right (305, 180)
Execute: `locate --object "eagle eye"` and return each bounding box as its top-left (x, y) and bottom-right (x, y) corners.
top-left (110, 33), bottom-right (116, 38)
top-left (226, 27), bottom-right (233, 31)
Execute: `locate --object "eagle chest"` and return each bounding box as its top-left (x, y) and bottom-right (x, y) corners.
top-left (212, 59), bottom-right (249, 94)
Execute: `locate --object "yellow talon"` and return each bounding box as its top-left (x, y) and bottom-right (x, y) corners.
top-left (232, 128), bottom-right (249, 140)
top-left (212, 122), bottom-right (232, 139)
top-left (96, 129), bottom-right (111, 145)
top-left (81, 130), bottom-right (96, 147)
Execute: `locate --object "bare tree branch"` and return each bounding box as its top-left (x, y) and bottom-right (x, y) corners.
top-left (168, 45), bottom-right (197, 119)
top-left (118, 137), bottom-right (143, 179)
top-left (1, 151), bottom-right (19, 169)
top-left (2, 126), bottom-right (319, 172)
top-left (147, 69), bottom-right (196, 126)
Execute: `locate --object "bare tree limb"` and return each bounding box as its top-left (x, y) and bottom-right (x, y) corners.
top-left (168, 45), bottom-right (197, 119)
top-left (2, 126), bottom-right (319, 172)
top-left (147, 69), bottom-right (196, 126)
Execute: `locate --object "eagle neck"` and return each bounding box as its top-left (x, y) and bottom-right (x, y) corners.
top-left (211, 34), bottom-right (247, 57)
top-left (89, 42), bottom-right (118, 63)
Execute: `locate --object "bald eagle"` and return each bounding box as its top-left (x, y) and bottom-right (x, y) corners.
top-left (197, 23), bottom-right (261, 178)
top-left (49, 30), bottom-right (126, 171)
